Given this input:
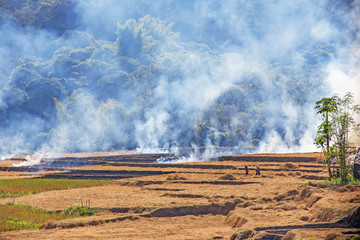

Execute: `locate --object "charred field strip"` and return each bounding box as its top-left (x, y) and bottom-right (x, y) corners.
top-left (0, 152), bottom-right (327, 180)
top-left (0, 152), bottom-right (326, 180)
top-left (37, 170), bottom-right (176, 180)
top-left (1, 153), bottom-right (175, 179)
top-left (107, 162), bottom-right (237, 169)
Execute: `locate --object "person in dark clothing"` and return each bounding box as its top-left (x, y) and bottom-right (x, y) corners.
top-left (255, 165), bottom-right (261, 176)
top-left (245, 164), bottom-right (249, 175)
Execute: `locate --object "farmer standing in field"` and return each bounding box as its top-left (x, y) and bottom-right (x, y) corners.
top-left (245, 164), bottom-right (249, 175)
top-left (255, 165), bottom-right (261, 176)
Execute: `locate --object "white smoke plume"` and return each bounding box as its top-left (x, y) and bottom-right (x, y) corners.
top-left (0, 0), bottom-right (359, 163)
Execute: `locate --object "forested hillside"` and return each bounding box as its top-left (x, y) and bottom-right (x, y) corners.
top-left (0, 0), bottom-right (358, 156)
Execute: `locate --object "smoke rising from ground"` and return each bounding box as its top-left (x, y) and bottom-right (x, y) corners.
top-left (0, 0), bottom-right (359, 160)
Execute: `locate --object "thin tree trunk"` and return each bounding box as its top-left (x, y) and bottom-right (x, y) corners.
top-left (326, 112), bottom-right (332, 179)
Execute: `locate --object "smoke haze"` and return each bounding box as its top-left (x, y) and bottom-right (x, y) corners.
top-left (0, 0), bottom-right (359, 159)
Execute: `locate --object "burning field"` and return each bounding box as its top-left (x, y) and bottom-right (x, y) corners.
top-left (1, 1), bottom-right (359, 239)
top-left (0, 151), bottom-right (359, 240)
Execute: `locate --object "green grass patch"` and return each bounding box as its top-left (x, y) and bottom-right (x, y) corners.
top-left (63, 205), bottom-right (98, 217)
top-left (0, 203), bottom-right (68, 232)
top-left (0, 202), bottom-right (101, 232)
top-left (0, 191), bottom-right (29, 198)
top-left (0, 178), bottom-right (109, 232)
top-left (0, 178), bottom-right (111, 198)
top-left (318, 176), bottom-right (360, 187)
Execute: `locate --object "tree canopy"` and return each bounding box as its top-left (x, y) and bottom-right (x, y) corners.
top-left (314, 93), bottom-right (360, 181)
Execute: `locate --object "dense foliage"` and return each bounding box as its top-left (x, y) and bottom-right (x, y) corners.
top-left (315, 93), bottom-right (360, 181)
top-left (0, 0), bottom-right (77, 34)
top-left (0, 0), bottom-right (358, 155)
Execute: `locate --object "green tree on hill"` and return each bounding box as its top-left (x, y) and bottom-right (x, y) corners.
top-left (314, 96), bottom-right (338, 179)
top-left (332, 93), bottom-right (360, 181)
top-left (314, 92), bottom-right (360, 181)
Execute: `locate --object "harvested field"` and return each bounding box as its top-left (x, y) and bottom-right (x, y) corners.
top-left (0, 151), bottom-right (359, 240)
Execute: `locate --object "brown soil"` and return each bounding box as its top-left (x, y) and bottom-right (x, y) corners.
top-left (0, 151), bottom-right (359, 240)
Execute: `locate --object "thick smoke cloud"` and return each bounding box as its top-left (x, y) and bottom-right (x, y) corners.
top-left (324, 1), bottom-right (360, 144)
top-left (0, 0), bottom-right (359, 159)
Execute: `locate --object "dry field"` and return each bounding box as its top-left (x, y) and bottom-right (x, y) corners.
top-left (0, 151), bottom-right (359, 240)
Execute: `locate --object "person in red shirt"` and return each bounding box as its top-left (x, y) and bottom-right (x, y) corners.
top-left (255, 165), bottom-right (261, 176)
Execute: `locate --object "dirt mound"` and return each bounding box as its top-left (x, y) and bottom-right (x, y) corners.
top-left (225, 211), bottom-right (248, 228)
top-left (147, 202), bottom-right (237, 218)
top-left (287, 172), bottom-right (301, 177)
top-left (305, 194), bottom-right (322, 208)
top-left (219, 173), bottom-right (236, 180)
top-left (299, 215), bottom-right (309, 221)
top-left (294, 187), bottom-right (314, 201)
top-left (230, 229), bottom-right (254, 240)
top-left (273, 204), bottom-right (297, 211)
top-left (40, 215), bottom-right (138, 230)
top-left (258, 197), bottom-right (273, 204)
top-left (309, 207), bottom-right (348, 222)
top-left (250, 205), bottom-right (263, 211)
top-left (349, 195), bottom-right (360, 203)
top-left (167, 174), bottom-right (187, 180)
top-left (292, 186), bottom-right (323, 209)
top-left (337, 206), bottom-right (360, 228)
top-left (273, 189), bottom-right (299, 202)
top-left (336, 185), bottom-right (359, 193)
top-left (252, 231), bottom-right (282, 240)
top-left (160, 193), bottom-right (204, 198)
top-left (282, 230), bottom-right (299, 240)
top-left (287, 172), bottom-right (295, 177)
top-left (325, 232), bottom-right (341, 240)
top-left (126, 180), bottom-right (165, 186)
top-left (300, 175), bottom-right (327, 180)
top-left (231, 229), bottom-right (283, 240)
top-left (40, 220), bottom-right (58, 229)
top-left (236, 201), bottom-right (255, 208)
top-left (280, 163), bottom-right (299, 170)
